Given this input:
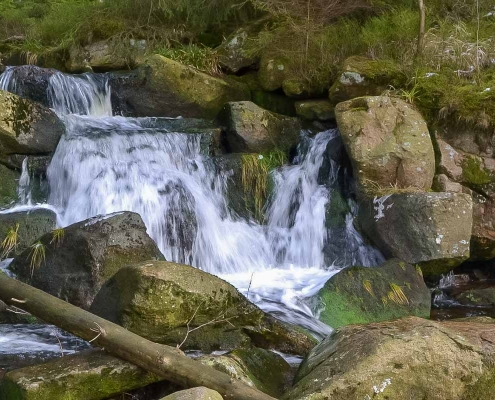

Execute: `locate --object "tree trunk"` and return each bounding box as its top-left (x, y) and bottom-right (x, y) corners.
top-left (0, 273), bottom-right (275, 400)
top-left (416, 0), bottom-right (426, 59)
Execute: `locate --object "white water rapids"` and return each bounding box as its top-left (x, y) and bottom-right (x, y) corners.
top-left (0, 66), bottom-right (383, 342)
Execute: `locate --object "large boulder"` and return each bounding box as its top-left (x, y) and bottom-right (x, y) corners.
top-left (0, 164), bottom-right (19, 209)
top-left (110, 55), bottom-right (250, 118)
top-left (328, 56), bottom-right (405, 103)
top-left (9, 212), bottom-right (165, 309)
top-left (0, 89), bottom-right (65, 155)
top-left (0, 208), bottom-right (57, 256)
top-left (0, 65), bottom-right (55, 106)
top-left (199, 347), bottom-right (292, 397)
top-left (285, 317), bottom-right (495, 400)
top-left (359, 192), bottom-right (473, 277)
top-left (317, 259), bottom-right (430, 329)
top-left (218, 101), bottom-right (301, 153)
top-left (90, 260), bottom-right (316, 355)
top-left (0, 349), bottom-right (162, 400)
top-left (336, 96), bottom-right (435, 196)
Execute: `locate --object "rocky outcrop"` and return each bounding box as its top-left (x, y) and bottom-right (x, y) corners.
top-left (0, 349), bottom-right (162, 400)
top-left (90, 260), bottom-right (316, 355)
top-left (66, 41), bottom-right (132, 73)
top-left (0, 208), bottom-right (57, 256)
top-left (217, 28), bottom-right (258, 73)
top-left (0, 89), bottom-right (65, 155)
top-left (284, 317), bottom-right (495, 400)
top-left (336, 96), bottom-right (435, 195)
top-left (9, 212), bottom-right (165, 309)
top-left (359, 192), bottom-right (473, 276)
top-left (317, 259), bottom-right (430, 328)
top-left (295, 99), bottom-right (335, 121)
top-left (328, 56), bottom-right (405, 103)
top-left (218, 101), bottom-right (301, 153)
top-left (161, 387), bottom-right (223, 400)
top-left (199, 347), bottom-right (292, 397)
top-left (0, 65), bottom-right (55, 106)
top-left (110, 55), bottom-right (250, 118)
top-left (0, 164), bottom-right (19, 209)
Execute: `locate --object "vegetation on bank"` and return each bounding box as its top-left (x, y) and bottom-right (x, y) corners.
top-left (2, 0), bottom-right (495, 127)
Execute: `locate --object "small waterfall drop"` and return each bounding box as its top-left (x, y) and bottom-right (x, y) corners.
top-left (17, 158), bottom-right (32, 205)
top-left (0, 66), bottom-right (383, 337)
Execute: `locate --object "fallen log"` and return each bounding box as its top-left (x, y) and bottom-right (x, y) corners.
top-left (0, 273), bottom-right (276, 400)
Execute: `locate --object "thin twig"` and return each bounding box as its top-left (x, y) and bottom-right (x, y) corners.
top-left (52, 329), bottom-right (64, 357)
top-left (89, 322), bottom-right (104, 343)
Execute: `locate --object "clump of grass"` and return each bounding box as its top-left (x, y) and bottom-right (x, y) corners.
top-left (241, 149), bottom-right (288, 221)
top-left (28, 241), bottom-right (46, 278)
top-left (361, 178), bottom-right (423, 198)
top-left (155, 44), bottom-right (221, 75)
top-left (1, 224), bottom-right (19, 259)
top-left (363, 280), bottom-right (374, 297)
top-left (50, 228), bottom-right (65, 247)
top-left (387, 283), bottom-right (409, 305)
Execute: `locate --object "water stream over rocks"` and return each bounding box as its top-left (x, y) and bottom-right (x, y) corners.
top-left (0, 66), bottom-right (383, 354)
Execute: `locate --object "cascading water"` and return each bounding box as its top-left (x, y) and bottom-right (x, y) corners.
top-left (0, 66), bottom-right (383, 339)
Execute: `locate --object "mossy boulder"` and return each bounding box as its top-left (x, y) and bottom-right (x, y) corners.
top-left (9, 212), bottom-right (165, 310)
top-left (0, 89), bottom-right (65, 155)
top-left (295, 99), bottom-right (335, 121)
top-left (216, 28), bottom-right (258, 73)
top-left (110, 55), bottom-right (250, 118)
top-left (336, 96), bottom-right (435, 195)
top-left (284, 317), bottom-right (495, 400)
top-left (0, 164), bottom-right (19, 209)
top-left (316, 259), bottom-right (430, 329)
top-left (0, 208), bottom-right (57, 255)
top-left (199, 347), bottom-right (292, 397)
top-left (0, 349), bottom-right (162, 400)
top-left (90, 260), bottom-right (316, 355)
top-left (282, 79), bottom-right (325, 100)
top-left (218, 101), bottom-right (300, 153)
top-left (359, 192), bottom-right (473, 277)
top-left (258, 55), bottom-right (290, 92)
top-left (160, 387), bottom-right (223, 400)
top-left (328, 56), bottom-right (405, 103)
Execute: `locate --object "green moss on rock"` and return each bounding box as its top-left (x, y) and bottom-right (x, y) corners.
top-left (0, 164), bottom-right (19, 209)
top-left (317, 259), bottom-right (431, 329)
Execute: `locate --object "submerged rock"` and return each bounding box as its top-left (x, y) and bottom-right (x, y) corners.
top-left (0, 208), bottom-right (57, 255)
top-left (110, 55), bottom-right (250, 118)
top-left (9, 212), bottom-right (164, 309)
top-left (336, 96), bottom-right (435, 195)
top-left (0, 89), bottom-right (65, 155)
top-left (317, 259), bottom-right (430, 329)
top-left (359, 192), bottom-right (473, 277)
top-left (218, 101), bottom-right (301, 153)
top-left (199, 347), bottom-right (292, 397)
top-left (160, 387), bottom-right (223, 400)
top-left (0, 164), bottom-right (19, 209)
top-left (90, 260), bottom-right (316, 355)
top-left (328, 56), bottom-right (405, 103)
top-left (285, 316), bottom-right (495, 400)
top-left (0, 349), bottom-right (162, 400)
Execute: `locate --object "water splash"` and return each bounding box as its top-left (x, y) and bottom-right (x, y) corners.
top-left (17, 158), bottom-right (32, 205)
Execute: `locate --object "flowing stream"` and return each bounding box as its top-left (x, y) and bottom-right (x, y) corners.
top-left (0, 66), bottom-right (383, 345)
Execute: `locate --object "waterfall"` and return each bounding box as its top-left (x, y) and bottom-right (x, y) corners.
top-left (17, 158), bottom-right (32, 205)
top-left (0, 66), bottom-right (383, 337)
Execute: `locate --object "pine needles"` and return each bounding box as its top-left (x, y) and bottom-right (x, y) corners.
top-left (1, 224), bottom-right (19, 259)
top-left (28, 241), bottom-right (46, 278)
